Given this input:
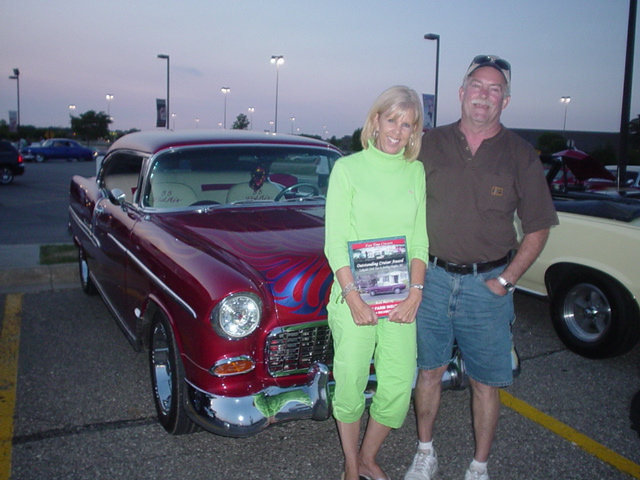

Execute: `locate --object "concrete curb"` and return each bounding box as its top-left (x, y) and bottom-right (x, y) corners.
top-left (0, 263), bottom-right (78, 294)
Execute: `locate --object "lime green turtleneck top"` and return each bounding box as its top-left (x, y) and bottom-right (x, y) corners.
top-left (324, 142), bottom-right (428, 276)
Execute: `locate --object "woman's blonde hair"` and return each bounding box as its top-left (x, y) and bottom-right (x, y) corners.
top-left (361, 85), bottom-right (424, 160)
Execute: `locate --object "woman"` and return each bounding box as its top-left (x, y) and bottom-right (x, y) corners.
top-left (325, 86), bottom-right (429, 480)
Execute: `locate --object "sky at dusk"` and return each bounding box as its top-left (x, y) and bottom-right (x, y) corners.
top-left (1, 0), bottom-right (639, 140)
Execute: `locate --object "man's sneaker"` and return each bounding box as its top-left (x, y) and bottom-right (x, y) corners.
top-left (464, 468), bottom-right (489, 480)
top-left (404, 448), bottom-right (438, 480)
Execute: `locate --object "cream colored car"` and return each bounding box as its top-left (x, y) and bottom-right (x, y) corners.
top-left (517, 193), bottom-right (640, 359)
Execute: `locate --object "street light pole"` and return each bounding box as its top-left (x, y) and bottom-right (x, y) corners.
top-left (424, 34), bottom-right (440, 128)
top-left (157, 54), bottom-right (170, 130)
top-left (105, 94), bottom-right (113, 118)
top-left (9, 68), bottom-right (20, 132)
top-left (248, 107), bottom-right (254, 130)
top-left (221, 87), bottom-right (230, 128)
top-left (560, 96), bottom-right (571, 131)
top-left (270, 55), bottom-right (284, 133)
top-left (290, 116), bottom-right (295, 134)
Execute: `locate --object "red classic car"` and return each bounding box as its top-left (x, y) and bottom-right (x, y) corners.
top-left (68, 129), bottom-right (492, 437)
top-left (69, 130), bottom-right (347, 436)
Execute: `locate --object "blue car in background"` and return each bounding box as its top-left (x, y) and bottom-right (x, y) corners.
top-left (21, 138), bottom-right (95, 162)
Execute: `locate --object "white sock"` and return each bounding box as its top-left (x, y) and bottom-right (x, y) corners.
top-left (418, 440), bottom-right (433, 452)
top-left (470, 459), bottom-right (487, 473)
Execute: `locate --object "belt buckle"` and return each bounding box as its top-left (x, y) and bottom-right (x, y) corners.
top-left (448, 263), bottom-right (469, 275)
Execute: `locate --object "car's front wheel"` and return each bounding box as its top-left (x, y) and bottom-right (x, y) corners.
top-left (550, 270), bottom-right (640, 359)
top-left (149, 313), bottom-right (199, 435)
top-left (35, 154), bottom-right (46, 163)
top-left (0, 166), bottom-right (14, 185)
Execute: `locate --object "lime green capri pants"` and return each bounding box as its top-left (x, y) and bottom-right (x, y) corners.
top-left (327, 299), bottom-right (417, 429)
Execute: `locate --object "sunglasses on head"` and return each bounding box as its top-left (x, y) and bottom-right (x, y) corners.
top-left (470, 55), bottom-right (511, 73)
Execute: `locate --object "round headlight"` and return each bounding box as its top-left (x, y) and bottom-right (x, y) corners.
top-left (211, 293), bottom-right (262, 339)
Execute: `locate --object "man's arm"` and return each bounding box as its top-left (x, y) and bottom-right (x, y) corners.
top-left (486, 228), bottom-right (550, 295)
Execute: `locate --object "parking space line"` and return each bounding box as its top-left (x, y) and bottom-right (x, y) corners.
top-left (501, 390), bottom-right (640, 478)
top-left (0, 294), bottom-right (21, 480)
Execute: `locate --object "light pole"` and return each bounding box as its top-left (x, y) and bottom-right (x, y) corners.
top-left (157, 54), bottom-right (170, 129)
top-left (195, 118), bottom-right (200, 128)
top-left (105, 94), bottom-right (113, 118)
top-left (424, 33), bottom-right (440, 128)
top-left (248, 107), bottom-right (254, 130)
top-left (560, 96), bottom-right (571, 131)
top-left (69, 105), bottom-right (76, 126)
top-left (221, 87), bottom-right (230, 128)
top-left (9, 68), bottom-right (20, 132)
top-left (171, 113), bottom-right (177, 129)
top-left (290, 116), bottom-right (295, 134)
top-left (270, 55), bottom-right (284, 133)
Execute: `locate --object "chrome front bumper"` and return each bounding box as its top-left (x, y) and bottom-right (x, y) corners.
top-left (184, 346), bottom-right (520, 438)
top-left (185, 362), bottom-right (335, 437)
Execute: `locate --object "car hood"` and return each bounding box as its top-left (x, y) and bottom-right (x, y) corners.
top-left (553, 149), bottom-right (616, 182)
top-left (160, 205), bottom-right (332, 319)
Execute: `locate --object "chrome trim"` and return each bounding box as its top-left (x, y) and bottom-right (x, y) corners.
top-left (107, 233), bottom-right (197, 318)
top-left (266, 321), bottom-right (333, 376)
top-left (185, 362), bottom-right (333, 437)
top-left (68, 206), bottom-right (100, 248)
top-left (210, 355), bottom-right (255, 377)
top-left (90, 271), bottom-right (138, 345)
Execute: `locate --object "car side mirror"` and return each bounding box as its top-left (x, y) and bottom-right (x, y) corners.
top-left (109, 188), bottom-right (126, 205)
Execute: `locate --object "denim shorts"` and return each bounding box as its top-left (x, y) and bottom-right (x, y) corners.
top-left (416, 260), bottom-right (515, 387)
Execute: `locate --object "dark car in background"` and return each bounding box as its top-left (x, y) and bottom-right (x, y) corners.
top-left (542, 149), bottom-right (618, 193)
top-left (21, 138), bottom-right (94, 162)
top-left (0, 140), bottom-right (25, 185)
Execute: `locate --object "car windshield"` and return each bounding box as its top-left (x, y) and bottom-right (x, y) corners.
top-left (142, 144), bottom-right (341, 209)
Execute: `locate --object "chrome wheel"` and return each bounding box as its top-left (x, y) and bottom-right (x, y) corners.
top-left (148, 314), bottom-right (198, 434)
top-left (0, 167), bottom-right (13, 185)
top-left (551, 270), bottom-right (640, 358)
top-left (562, 283), bottom-right (611, 342)
top-left (151, 321), bottom-right (173, 415)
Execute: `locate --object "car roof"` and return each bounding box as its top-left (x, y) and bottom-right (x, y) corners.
top-left (107, 129), bottom-right (341, 156)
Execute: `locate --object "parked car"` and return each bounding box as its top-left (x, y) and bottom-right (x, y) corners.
top-left (606, 165), bottom-right (640, 189)
top-left (364, 283), bottom-right (406, 296)
top-left (21, 138), bottom-right (94, 162)
top-left (542, 149), bottom-right (621, 193)
top-left (517, 156), bottom-right (640, 359)
top-left (0, 140), bottom-right (25, 185)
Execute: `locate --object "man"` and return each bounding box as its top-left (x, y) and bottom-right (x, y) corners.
top-left (404, 55), bottom-right (559, 480)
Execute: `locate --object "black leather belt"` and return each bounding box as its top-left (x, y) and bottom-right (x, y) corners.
top-left (429, 254), bottom-right (509, 275)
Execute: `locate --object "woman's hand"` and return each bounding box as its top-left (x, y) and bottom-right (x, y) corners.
top-left (344, 290), bottom-right (379, 326)
top-left (387, 289), bottom-right (422, 324)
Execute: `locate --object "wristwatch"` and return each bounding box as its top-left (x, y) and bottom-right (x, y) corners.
top-left (497, 276), bottom-right (515, 293)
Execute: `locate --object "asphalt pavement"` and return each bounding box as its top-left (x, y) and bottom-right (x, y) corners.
top-left (0, 243), bottom-right (77, 294)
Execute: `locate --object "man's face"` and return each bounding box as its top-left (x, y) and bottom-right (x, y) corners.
top-left (459, 66), bottom-right (510, 127)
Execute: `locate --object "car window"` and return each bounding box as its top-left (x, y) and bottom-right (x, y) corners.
top-left (100, 152), bottom-right (145, 204)
top-left (0, 141), bottom-right (16, 152)
top-left (143, 145), bottom-right (341, 209)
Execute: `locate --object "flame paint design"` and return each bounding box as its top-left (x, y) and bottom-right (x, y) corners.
top-left (184, 210), bottom-right (333, 318)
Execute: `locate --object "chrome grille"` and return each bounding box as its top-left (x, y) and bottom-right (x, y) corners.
top-left (266, 322), bottom-right (334, 376)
